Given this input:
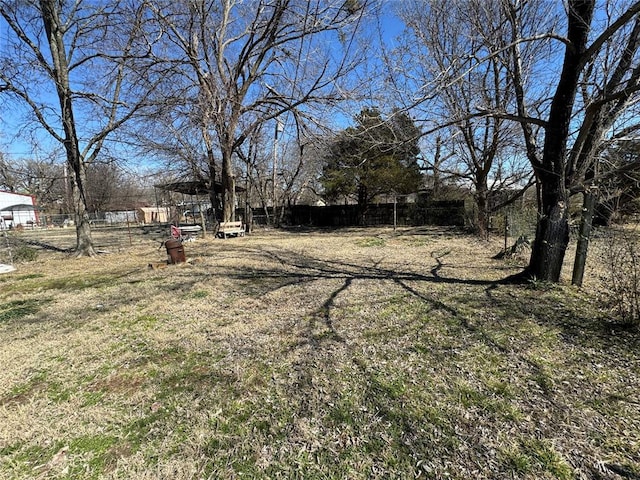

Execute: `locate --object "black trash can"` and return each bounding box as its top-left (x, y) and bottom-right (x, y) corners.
top-left (165, 239), bottom-right (186, 264)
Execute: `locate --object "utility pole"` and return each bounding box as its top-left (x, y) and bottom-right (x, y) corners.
top-left (272, 118), bottom-right (284, 226)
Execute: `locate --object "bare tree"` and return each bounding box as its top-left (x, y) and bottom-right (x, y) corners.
top-left (568, 9), bottom-right (640, 285)
top-left (394, 0), bottom-right (545, 238)
top-left (147, 0), bottom-right (371, 223)
top-left (0, 154), bottom-right (65, 211)
top-left (85, 162), bottom-right (127, 213)
top-left (389, 0), bottom-right (640, 281)
top-left (234, 117), bottom-right (319, 227)
top-left (501, 0), bottom-right (640, 282)
top-left (0, 154), bottom-right (146, 216)
top-left (0, 153), bottom-right (19, 192)
top-left (0, 0), bottom-right (163, 255)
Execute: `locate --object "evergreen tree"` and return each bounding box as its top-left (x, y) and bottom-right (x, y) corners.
top-left (321, 108), bottom-right (422, 222)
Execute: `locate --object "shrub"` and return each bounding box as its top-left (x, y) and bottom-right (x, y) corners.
top-left (598, 226), bottom-right (640, 329)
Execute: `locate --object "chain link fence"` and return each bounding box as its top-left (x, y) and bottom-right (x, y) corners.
top-left (0, 222), bottom-right (174, 269)
top-left (488, 204), bottom-right (538, 259)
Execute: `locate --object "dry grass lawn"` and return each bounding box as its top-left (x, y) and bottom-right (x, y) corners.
top-left (0, 226), bottom-right (638, 479)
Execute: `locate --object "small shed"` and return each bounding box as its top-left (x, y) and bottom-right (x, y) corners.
top-left (0, 191), bottom-right (38, 228)
top-left (137, 206), bottom-right (173, 224)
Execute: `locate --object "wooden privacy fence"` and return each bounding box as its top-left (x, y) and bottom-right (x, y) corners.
top-left (244, 200), bottom-right (466, 228)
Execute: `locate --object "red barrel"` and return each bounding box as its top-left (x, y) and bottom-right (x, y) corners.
top-left (165, 239), bottom-right (186, 264)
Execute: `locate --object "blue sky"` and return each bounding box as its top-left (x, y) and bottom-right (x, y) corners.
top-left (0, 2), bottom-right (407, 166)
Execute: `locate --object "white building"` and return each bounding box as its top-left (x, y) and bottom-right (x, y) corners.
top-left (0, 191), bottom-right (38, 229)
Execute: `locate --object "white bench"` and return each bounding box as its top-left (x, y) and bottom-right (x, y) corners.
top-left (218, 221), bottom-right (245, 239)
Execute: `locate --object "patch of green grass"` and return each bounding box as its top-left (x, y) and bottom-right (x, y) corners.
top-left (486, 379), bottom-right (515, 398)
top-left (46, 380), bottom-right (74, 403)
top-left (20, 273), bottom-right (45, 280)
top-left (67, 434), bottom-right (121, 476)
top-left (409, 343), bottom-right (432, 356)
top-left (599, 432), bottom-right (640, 459)
top-left (0, 298), bottom-right (52, 322)
top-left (403, 238), bottom-right (430, 247)
top-left (1, 274), bottom-right (115, 296)
top-left (385, 293), bottom-right (411, 306)
top-left (2, 443), bottom-right (55, 473)
top-left (355, 237), bottom-right (386, 247)
top-left (531, 369), bottom-right (555, 395)
top-left (499, 439), bottom-right (575, 480)
top-left (50, 354), bottom-right (69, 363)
top-left (527, 276), bottom-right (559, 292)
top-left (2, 369), bottom-right (76, 405)
top-left (457, 383), bottom-right (490, 409)
top-left (3, 435), bottom-right (128, 479)
top-left (81, 390), bottom-right (105, 407)
top-left (1, 371), bottom-right (49, 405)
top-left (500, 445), bottom-right (533, 474)
top-left (364, 295), bottom-right (428, 332)
top-left (13, 245), bottom-right (38, 262)
top-left (158, 356), bottom-right (235, 398)
top-left (453, 380), bottom-right (523, 422)
top-left (522, 439), bottom-right (574, 479)
top-left (328, 393), bottom-right (360, 427)
top-left (0, 441), bottom-right (26, 457)
top-left (113, 313), bottom-right (160, 330)
top-left (186, 289), bottom-right (209, 299)
top-left (40, 275), bottom-right (114, 291)
top-left (0, 272), bottom-right (44, 283)
top-left (369, 372), bottom-right (407, 400)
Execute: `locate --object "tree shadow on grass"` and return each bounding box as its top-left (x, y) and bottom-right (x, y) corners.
top-left (153, 242), bottom-right (639, 359)
top-left (220, 245), bottom-right (640, 414)
top-left (482, 281), bottom-right (640, 351)
top-left (233, 246), bottom-right (563, 476)
top-left (0, 298), bottom-right (54, 324)
top-left (161, 243), bottom-right (637, 341)
top-left (230, 245), bottom-right (500, 292)
top-left (142, 241), bottom-right (639, 478)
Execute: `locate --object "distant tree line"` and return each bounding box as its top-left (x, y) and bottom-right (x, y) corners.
top-left (0, 154), bottom-right (151, 215)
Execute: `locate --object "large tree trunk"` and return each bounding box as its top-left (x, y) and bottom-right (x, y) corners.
top-left (67, 142), bottom-right (95, 256)
top-left (475, 179), bottom-right (489, 240)
top-left (528, 178), bottom-right (570, 281)
top-left (202, 123), bottom-right (221, 225)
top-left (206, 148), bottom-right (220, 225)
top-left (525, 0), bottom-right (594, 282)
top-left (69, 158), bottom-right (96, 256)
top-left (40, 0), bottom-right (95, 256)
top-left (221, 145), bottom-right (235, 223)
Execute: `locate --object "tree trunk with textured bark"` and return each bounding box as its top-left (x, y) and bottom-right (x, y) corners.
top-left (528, 175), bottom-right (570, 281)
top-left (475, 179), bottom-right (490, 240)
top-left (40, 0), bottom-right (95, 256)
top-left (221, 145), bottom-right (235, 223)
top-left (525, 0), bottom-right (594, 282)
top-left (572, 189), bottom-right (597, 286)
